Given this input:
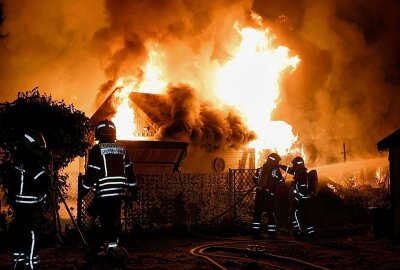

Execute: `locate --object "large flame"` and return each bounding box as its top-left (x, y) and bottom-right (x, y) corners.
top-left (215, 22), bottom-right (299, 156)
top-left (112, 79), bottom-right (137, 140)
top-left (112, 46), bottom-right (167, 140)
top-left (112, 15), bottom-right (301, 160)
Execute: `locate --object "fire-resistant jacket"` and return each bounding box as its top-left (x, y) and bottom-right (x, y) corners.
top-left (0, 161), bottom-right (50, 206)
top-left (257, 162), bottom-right (284, 195)
top-left (293, 168), bottom-right (311, 200)
top-left (83, 142), bottom-right (136, 198)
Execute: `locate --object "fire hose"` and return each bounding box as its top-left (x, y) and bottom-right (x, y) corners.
top-left (187, 176), bottom-right (332, 270)
top-left (190, 240), bottom-right (331, 270)
top-left (190, 164), bottom-right (292, 229)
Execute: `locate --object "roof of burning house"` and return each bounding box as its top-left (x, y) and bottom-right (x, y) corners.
top-left (90, 89), bottom-right (171, 129)
top-left (90, 89), bottom-right (117, 126)
top-left (129, 92), bottom-right (171, 127)
top-left (377, 128), bottom-right (400, 151)
top-left (91, 90), bottom-right (188, 174)
top-left (118, 140), bottom-right (188, 174)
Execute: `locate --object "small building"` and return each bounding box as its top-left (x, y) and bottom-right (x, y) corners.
top-left (90, 89), bottom-right (255, 173)
top-left (377, 128), bottom-right (400, 239)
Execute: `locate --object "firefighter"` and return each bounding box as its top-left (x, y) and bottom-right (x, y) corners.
top-left (251, 153), bottom-right (284, 236)
top-left (82, 119), bottom-right (137, 253)
top-left (0, 130), bottom-right (51, 270)
top-left (280, 156), bottom-right (317, 238)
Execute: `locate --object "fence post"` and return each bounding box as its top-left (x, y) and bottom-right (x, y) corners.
top-left (77, 173), bottom-right (83, 229)
top-left (228, 169), bottom-right (236, 219)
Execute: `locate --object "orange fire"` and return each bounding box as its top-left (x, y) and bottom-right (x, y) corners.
top-left (112, 80), bottom-right (136, 140)
top-left (215, 21), bottom-right (300, 157)
top-left (112, 14), bottom-right (301, 159)
top-left (112, 47), bottom-right (167, 140)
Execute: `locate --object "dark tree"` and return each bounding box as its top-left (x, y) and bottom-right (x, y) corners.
top-left (0, 88), bottom-right (91, 171)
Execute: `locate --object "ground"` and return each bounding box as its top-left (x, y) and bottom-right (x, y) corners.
top-left (0, 180), bottom-right (398, 269)
top-left (1, 228), bottom-right (400, 270)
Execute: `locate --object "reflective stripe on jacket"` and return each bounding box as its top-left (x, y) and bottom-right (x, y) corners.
top-left (4, 163), bottom-right (49, 205)
top-left (83, 142), bottom-right (136, 198)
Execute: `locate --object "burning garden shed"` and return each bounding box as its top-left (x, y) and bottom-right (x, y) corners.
top-left (90, 87), bottom-right (258, 173)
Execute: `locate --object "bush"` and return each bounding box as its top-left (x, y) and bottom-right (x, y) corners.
top-left (0, 88), bottom-right (91, 170)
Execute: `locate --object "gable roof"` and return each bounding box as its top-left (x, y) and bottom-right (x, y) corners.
top-left (90, 88), bottom-right (118, 126)
top-left (90, 89), bottom-right (171, 129)
top-left (377, 128), bottom-right (400, 151)
top-left (130, 92), bottom-right (170, 127)
top-left (91, 90), bottom-right (188, 174)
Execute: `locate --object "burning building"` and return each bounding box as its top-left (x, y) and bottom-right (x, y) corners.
top-left (90, 87), bottom-right (259, 173)
top-left (87, 11), bottom-right (304, 173)
top-left (1, 1), bottom-right (400, 166)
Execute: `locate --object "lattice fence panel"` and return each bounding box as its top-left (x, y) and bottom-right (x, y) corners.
top-left (127, 173), bottom-right (234, 231)
top-left (76, 170), bottom-right (264, 232)
top-left (231, 169), bottom-right (257, 223)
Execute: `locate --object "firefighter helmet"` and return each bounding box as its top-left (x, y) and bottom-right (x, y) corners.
top-left (17, 129), bottom-right (47, 159)
top-left (95, 119), bottom-right (117, 142)
top-left (267, 153), bottom-right (281, 163)
top-left (291, 156), bottom-right (305, 169)
top-left (19, 129), bottom-right (47, 150)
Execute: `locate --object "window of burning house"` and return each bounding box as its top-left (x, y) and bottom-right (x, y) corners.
top-left (133, 113), bottom-right (156, 137)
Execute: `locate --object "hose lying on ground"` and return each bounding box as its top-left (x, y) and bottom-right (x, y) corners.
top-left (190, 240), bottom-right (331, 270)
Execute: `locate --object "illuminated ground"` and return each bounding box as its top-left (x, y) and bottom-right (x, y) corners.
top-left (0, 178), bottom-right (397, 269)
top-left (1, 229), bottom-right (400, 270)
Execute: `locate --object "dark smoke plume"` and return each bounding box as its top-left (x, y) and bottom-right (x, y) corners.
top-left (0, 1), bottom-right (6, 39)
top-left (93, 0), bottom-right (400, 163)
top-left (1, 0), bottom-right (399, 164)
top-left (156, 84), bottom-right (256, 151)
top-left (252, 0), bottom-right (400, 163)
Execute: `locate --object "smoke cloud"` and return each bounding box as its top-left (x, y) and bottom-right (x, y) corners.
top-left (0, 0), bottom-right (106, 113)
top-left (252, 0), bottom-right (400, 163)
top-left (1, 0), bottom-right (399, 164)
top-left (156, 84), bottom-right (256, 150)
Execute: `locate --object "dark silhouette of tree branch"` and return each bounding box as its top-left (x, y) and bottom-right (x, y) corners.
top-left (0, 87), bottom-right (91, 171)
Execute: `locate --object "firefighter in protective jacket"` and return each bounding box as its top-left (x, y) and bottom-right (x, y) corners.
top-left (251, 153), bottom-right (284, 235)
top-left (0, 130), bottom-right (51, 270)
top-left (280, 156), bottom-right (317, 238)
top-left (82, 120), bottom-right (137, 251)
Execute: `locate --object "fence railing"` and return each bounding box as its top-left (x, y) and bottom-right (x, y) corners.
top-left (1, 165), bottom-right (390, 234)
top-left (76, 169), bottom-right (258, 232)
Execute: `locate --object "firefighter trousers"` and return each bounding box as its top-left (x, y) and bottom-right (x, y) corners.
top-left (97, 197), bottom-right (123, 250)
top-left (290, 197), bottom-right (316, 237)
top-left (251, 189), bottom-right (277, 234)
top-left (10, 204), bottom-right (42, 269)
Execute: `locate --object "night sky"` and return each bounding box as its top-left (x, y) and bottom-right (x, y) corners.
top-left (0, 0), bottom-right (399, 164)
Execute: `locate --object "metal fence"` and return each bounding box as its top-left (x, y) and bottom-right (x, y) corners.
top-left (77, 169), bottom-right (259, 232)
top-left (1, 163), bottom-right (390, 235)
top-left (0, 169), bottom-right (260, 233)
